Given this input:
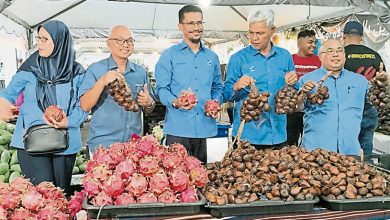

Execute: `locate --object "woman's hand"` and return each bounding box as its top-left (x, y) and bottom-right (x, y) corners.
top-left (0, 98), bottom-right (17, 122)
top-left (43, 111), bottom-right (68, 128)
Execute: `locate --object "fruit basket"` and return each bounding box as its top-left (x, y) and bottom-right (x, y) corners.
top-left (206, 197), bottom-right (319, 218)
top-left (82, 190), bottom-right (206, 218)
top-left (320, 195), bottom-right (390, 211)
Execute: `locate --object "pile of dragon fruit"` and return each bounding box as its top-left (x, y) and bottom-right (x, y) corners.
top-left (82, 135), bottom-right (208, 206)
top-left (0, 177), bottom-right (70, 219)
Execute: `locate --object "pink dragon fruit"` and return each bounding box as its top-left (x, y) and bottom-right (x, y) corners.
top-left (68, 190), bottom-right (86, 217)
top-left (126, 173), bottom-right (148, 197)
top-left (92, 191), bottom-right (113, 206)
top-left (114, 193), bottom-right (136, 205)
top-left (9, 176), bottom-right (33, 194)
top-left (85, 160), bottom-right (99, 172)
top-left (44, 197), bottom-right (68, 213)
top-left (21, 189), bottom-right (43, 211)
top-left (184, 156), bottom-right (202, 170)
top-left (204, 100), bottom-right (220, 116)
top-left (82, 175), bottom-right (101, 197)
top-left (0, 190), bottom-right (21, 210)
top-left (179, 186), bottom-right (198, 203)
top-left (169, 169), bottom-right (190, 193)
top-left (139, 156), bottom-right (160, 177)
top-left (135, 136), bottom-right (156, 158)
top-left (103, 174), bottom-right (125, 198)
top-left (158, 190), bottom-right (177, 203)
top-left (152, 145), bottom-right (167, 161)
top-left (53, 211), bottom-right (70, 220)
top-left (91, 164), bottom-right (112, 181)
top-left (169, 143), bottom-right (188, 158)
top-left (94, 150), bottom-right (116, 169)
top-left (36, 181), bottom-right (64, 200)
top-left (137, 192), bottom-right (158, 203)
top-left (189, 166), bottom-right (209, 187)
top-left (162, 152), bottom-right (183, 170)
top-left (149, 171), bottom-right (170, 195)
top-left (37, 207), bottom-right (57, 220)
top-left (108, 142), bottom-right (126, 165)
top-left (178, 89), bottom-right (197, 105)
top-left (114, 159), bottom-right (137, 180)
top-left (9, 207), bottom-right (35, 220)
top-left (175, 162), bottom-right (188, 173)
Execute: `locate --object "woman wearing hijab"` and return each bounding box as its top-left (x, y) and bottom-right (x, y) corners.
top-left (0, 20), bottom-right (87, 195)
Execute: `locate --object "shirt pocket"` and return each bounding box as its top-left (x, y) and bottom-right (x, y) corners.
top-left (344, 85), bottom-right (364, 110)
top-left (197, 59), bottom-right (215, 86)
top-left (172, 59), bottom-right (190, 87)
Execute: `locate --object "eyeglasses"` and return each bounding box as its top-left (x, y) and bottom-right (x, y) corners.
top-left (181, 21), bottom-right (205, 27)
top-left (35, 36), bottom-right (49, 43)
top-left (322, 48), bottom-right (345, 55)
top-left (109, 38), bottom-right (135, 45)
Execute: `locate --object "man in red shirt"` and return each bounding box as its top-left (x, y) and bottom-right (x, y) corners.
top-left (288, 30), bottom-right (321, 145)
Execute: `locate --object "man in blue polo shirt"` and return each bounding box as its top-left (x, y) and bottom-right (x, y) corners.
top-left (79, 25), bottom-right (155, 154)
top-left (223, 7), bottom-right (297, 149)
top-left (297, 39), bottom-right (368, 155)
top-left (155, 5), bottom-right (223, 163)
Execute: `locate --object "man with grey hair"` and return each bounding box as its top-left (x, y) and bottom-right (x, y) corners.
top-left (297, 39), bottom-right (368, 155)
top-left (223, 7), bottom-right (297, 149)
top-left (79, 25), bottom-right (156, 155)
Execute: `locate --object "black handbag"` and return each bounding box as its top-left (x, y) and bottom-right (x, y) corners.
top-left (23, 78), bottom-right (74, 155)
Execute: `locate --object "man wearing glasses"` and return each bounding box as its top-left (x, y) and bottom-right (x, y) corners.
top-left (297, 39), bottom-right (368, 155)
top-left (79, 25), bottom-right (155, 155)
top-left (155, 5), bottom-right (223, 163)
top-left (223, 7), bottom-right (297, 150)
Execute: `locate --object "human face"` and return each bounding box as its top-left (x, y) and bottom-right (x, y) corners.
top-left (319, 40), bottom-right (346, 72)
top-left (178, 12), bottom-right (203, 44)
top-left (107, 26), bottom-right (134, 60)
top-left (37, 28), bottom-right (54, 58)
top-left (298, 36), bottom-right (316, 56)
top-left (248, 21), bottom-right (275, 51)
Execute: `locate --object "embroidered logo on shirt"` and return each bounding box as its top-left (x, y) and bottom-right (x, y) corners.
top-left (249, 66), bottom-right (255, 72)
top-left (207, 60), bottom-right (213, 65)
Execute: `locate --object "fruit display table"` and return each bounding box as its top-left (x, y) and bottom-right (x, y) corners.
top-left (374, 132), bottom-right (390, 154)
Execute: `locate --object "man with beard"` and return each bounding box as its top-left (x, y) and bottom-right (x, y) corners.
top-left (288, 30), bottom-right (321, 146)
top-left (342, 21), bottom-right (387, 161)
top-left (79, 25), bottom-right (156, 155)
top-left (297, 39), bottom-right (368, 155)
top-left (223, 7), bottom-right (297, 149)
top-left (154, 5), bottom-right (223, 163)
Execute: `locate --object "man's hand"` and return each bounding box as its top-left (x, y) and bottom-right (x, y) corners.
top-left (0, 98), bottom-right (17, 122)
top-left (99, 70), bottom-right (123, 86)
top-left (43, 111), bottom-right (68, 129)
top-left (234, 75), bottom-right (254, 91)
top-left (137, 84), bottom-right (153, 107)
top-left (172, 98), bottom-right (196, 110)
top-left (285, 72), bottom-right (298, 86)
top-left (302, 81), bottom-right (317, 93)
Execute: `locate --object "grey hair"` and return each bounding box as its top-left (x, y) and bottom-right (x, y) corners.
top-left (247, 7), bottom-right (274, 27)
top-left (108, 25), bottom-right (132, 37)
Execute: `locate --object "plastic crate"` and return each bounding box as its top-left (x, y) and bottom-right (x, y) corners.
top-left (215, 123), bottom-right (231, 137)
top-left (83, 191), bottom-right (206, 218)
top-left (320, 195), bottom-right (390, 211)
top-left (206, 197), bottom-right (319, 218)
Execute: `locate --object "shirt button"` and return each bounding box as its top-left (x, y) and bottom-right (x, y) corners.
top-left (197, 113), bottom-right (199, 115)
top-left (195, 66), bottom-right (198, 69)
top-left (195, 89), bottom-right (199, 92)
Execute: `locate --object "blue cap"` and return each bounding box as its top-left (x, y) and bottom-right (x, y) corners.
top-left (343, 21), bottom-right (363, 35)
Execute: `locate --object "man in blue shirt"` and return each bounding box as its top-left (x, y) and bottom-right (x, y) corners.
top-left (155, 5), bottom-right (223, 163)
top-left (79, 25), bottom-right (155, 154)
top-left (297, 39), bottom-right (368, 155)
top-left (223, 7), bottom-right (297, 149)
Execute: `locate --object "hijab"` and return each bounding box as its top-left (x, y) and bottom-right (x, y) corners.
top-left (18, 20), bottom-right (84, 112)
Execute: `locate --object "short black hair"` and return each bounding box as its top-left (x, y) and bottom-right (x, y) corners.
top-left (179, 5), bottom-right (203, 23)
top-left (297, 29), bottom-right (316, 39)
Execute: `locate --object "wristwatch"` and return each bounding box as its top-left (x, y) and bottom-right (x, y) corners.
top-left (146, 99), bottom-right (155, 109)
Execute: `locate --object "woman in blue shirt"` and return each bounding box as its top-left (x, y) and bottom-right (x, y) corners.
top-left (0, 20), bottom-right (87, 195)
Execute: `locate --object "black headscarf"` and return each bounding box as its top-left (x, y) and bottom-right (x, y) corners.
top-left (18, 20), bottom-right (84, 112)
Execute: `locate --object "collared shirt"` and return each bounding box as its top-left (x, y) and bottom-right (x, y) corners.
top-left (297, 67), bottom-right (368, 155)
top-left (155, 40), bottom-right (223, 138)
top-left (223, 45), bottom-right (295, 145)
top-left (79, 55), bottom-right (155, 151)
top-left (0, 71), bottom-right (87, 155)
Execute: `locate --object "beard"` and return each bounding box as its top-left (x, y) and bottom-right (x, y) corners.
top-left (189, 37), bottom-right (201, 44)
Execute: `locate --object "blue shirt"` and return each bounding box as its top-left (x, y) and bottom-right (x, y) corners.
top-left (223, 45), bottom-right (295, 145)
top-left (297, 67), bottom-right (368, 155)
top-left (155, 41), bottom-right (223, 138)
top-left (0, 71), bottom-right (87, 155)
top-left (79, 55), bottom-right (155, 152)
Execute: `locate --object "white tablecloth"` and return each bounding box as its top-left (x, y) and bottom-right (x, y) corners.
top-left (373, 132), bottom-right (390, 154)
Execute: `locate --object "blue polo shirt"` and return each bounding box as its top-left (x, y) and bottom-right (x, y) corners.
top-left (223, 45), bottom-right (295, 145)
top-left (0, 71), bottom-right (87, 155)
top-left (297, 67), bottom-right (368, 155)
top-left (155, 41), bottom-right (223, 138)
top-left (79, 55), bottom-right (155, 152)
